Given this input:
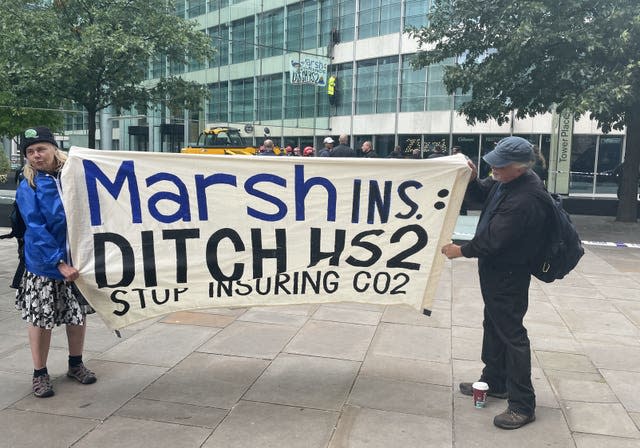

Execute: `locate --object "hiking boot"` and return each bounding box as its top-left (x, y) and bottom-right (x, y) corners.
top-left (459, 382), bottom-right (508, 399)
top-left (67, 363), bottom-right (97, 384)
top-left (493, 408), bottom-right (536, 429)
top-left (33, 374), bottom-right (54, 398)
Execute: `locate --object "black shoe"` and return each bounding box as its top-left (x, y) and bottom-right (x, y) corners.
top-left (459, 382), bottom-right (508, 399)
top-left (493, 408), bottom-right (536, 429)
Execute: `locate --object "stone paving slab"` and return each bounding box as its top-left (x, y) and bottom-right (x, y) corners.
top-left (202, 400), bottom-right (338, 448)
top-left (1, 223), bottom-right (640, 447)
top-left (73, 415), bottom-right (212, 448)
top-left (244, 353), bottom-right (360, 411)
top-left (0, 408), bottom-right (98, 448)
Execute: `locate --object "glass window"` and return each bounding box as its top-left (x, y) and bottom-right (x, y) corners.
top-left (453, 134), bottom-right (479, 166)
top-left (174, 0), bottom-right (185, 17)
top-left (400, 55), bottom-right (426, 112)
top-left (302, 0), bottom-right (319, 50)
top-left (209, 25), bottom-right (229, 67)
top-left (207, 82), bottom-right (229, 123)
top-left (596, 136), bottom-right (623, 195)
top-left (286, 3), bottom-right (302, 52)
top-left (284, 84), bottom-right (300, 120)
top-left (355, 57), bottom-right (398, 115)
top-left (569, 135), bottom-right (597, 194)
top-left (231, 17), bottom-right (255, 64)
top-left (231, 78), bottom-right (253, 122)
top-left (258, 8), bottom-right (284, 58)
top-left (208, 0), bottom-right (229, 10)
top-left (376, 56), bottom-right (398, 113)
top-left (404, 0), bottom-right (430, 28)
top-left (319, 0), bottom-right (333, 47)
top-left (188, 54), bottom-right (205, 72)
top-left (336, 0), bottom-right (355, 42)
top-left (379, 0), bottom-right (401, 35)
top-left (258, 74), bottom-right (283, 121)
top-left (358, 0), bottom-right (377, 39)
top-left (426, 63), bottom-right (452, 110)
top-left (355, 59), bottom-right (376, 114)
top-left (376, 135), bottom-right (395, 157)
top-left (300, 84), bottom-right (317, 118)
top-left (188, 0), bottom-right (206, 17)
top-left (334, 62), bottom-right (353, 116)
top-left (399, 134), bottom-right (422, 157)
top-left (151, 55), bottom-right (166, 79)
top-left (358, 0), bottom-right (400, 39)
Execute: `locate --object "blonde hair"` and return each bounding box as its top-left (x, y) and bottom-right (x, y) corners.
top-left (23, 146), bottom-right (68, 188)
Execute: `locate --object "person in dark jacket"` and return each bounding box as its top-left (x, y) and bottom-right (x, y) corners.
top-left (16, 127), bottom-right (97, 398)
top-left (258, 139), bottom-right (277, 156)
top-left (318, 137), bottom-right (334, 157)
top-left (427, 145), bottom-right (446, 159)
top-left (331, 134), bottom-right (356, 158)
top-left (361, 140), bottom-right (377, 158)
top-left (441, 136), bottom-right (547, 430)
top-left (387, 145), bottom-right (404, 159)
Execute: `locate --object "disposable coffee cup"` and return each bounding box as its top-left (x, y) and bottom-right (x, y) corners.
top-left (472, 382), bottom-right (489, 408)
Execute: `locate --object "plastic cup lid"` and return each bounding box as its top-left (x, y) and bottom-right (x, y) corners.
top-left (472, 381), bottom-right (489, 390)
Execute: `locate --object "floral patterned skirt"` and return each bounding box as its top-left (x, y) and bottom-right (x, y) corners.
top-left (15, 271), bottom-right (95, 329)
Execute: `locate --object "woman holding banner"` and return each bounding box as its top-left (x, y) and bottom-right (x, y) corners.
top-left (15, 126), bottom-right (97, 398)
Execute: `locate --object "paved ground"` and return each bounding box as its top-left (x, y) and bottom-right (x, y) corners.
top-left (0, 217), bottom-right (639, 448)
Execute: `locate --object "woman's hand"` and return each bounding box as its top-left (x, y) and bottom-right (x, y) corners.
top-left (58, 262), bottom-right (79, 282)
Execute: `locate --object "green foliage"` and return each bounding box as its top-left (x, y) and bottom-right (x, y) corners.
top-left (0, 150), bottom-right (11, 177)
top-left (1, 0), bottom-right (214, 148)
top-left (408, 0), bottom-right (640, 221)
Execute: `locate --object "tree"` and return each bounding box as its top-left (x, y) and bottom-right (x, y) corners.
top-left (1, 0), bottom-right (213, 149)
top-left (409, 0), bottom-right (640, 222)
top-left (0, 3), bottom-right (63, 146)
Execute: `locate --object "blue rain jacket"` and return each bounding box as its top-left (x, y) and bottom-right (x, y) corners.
top-left (16, 171), bottom-right (67, 280)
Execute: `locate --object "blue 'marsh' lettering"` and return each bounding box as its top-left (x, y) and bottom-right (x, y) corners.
top-left (245, 173), bottom-right (287, 221)
top-left (294, 165), bottom-right (336, 221)
top-left (195, 174), bottom-right (237, 220)
top-left (146, 173), bottom-right (191, 223)
top-left (84, 160), bottom-right (141, 226)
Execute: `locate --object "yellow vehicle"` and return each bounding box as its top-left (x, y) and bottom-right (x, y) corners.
top-left (181, 126), bottom-right (280, 155)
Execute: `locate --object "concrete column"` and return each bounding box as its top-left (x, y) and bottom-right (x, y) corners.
top-left (99, 106), bottom-right (113, 150)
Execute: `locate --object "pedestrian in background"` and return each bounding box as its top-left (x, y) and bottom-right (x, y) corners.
top-left (361, 140), bottom-right (377, 158)
top-left (388, 145), bottom-right (404, 159)
top-left (258, 139), bottom-right (277, 156)
top-left (318, 137), bottom-right (334, 157)
top-left (441, 136), bottom-right (547, 430)
top-left (428, 145), bottom-right (446, 158)
top-left (331, 134), bottom-right (356, 157)
top-left (16, 126), bottom-right (97, 398)
top-left (532, 145), bottom-right (548, 184)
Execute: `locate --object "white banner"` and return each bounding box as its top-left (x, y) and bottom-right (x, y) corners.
top-left (62, 149), bottom-right (471, 330)
top-left (289, 55), bottom-right (329, 86)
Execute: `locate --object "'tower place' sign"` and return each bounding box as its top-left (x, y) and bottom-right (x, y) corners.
top-left (62, 149), bottom-right (471, 330)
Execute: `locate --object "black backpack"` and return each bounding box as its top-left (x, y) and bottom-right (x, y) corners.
top-left (530, 192), bottom-right (584, 282)
top-left (0, 200), bottom-right (27, 288)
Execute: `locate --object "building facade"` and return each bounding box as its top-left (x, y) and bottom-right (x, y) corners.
top-left (61, 0), bottom-right (626, 198)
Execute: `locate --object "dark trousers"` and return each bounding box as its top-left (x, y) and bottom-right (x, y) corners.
top-left (478, 260), bottom-right (536, 416)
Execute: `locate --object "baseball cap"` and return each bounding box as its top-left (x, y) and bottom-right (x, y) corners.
top-left (323, 137), bottom-right (334, 144)
top-left (21, 126), bottom-right (58, 155)
top-left (482, 136), bottom-right (534, 168)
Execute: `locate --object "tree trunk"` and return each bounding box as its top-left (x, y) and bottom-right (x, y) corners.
top-left (87, 107), bottom-right (97, 149)
top-left (616, 111), bottom-right (640, 222)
